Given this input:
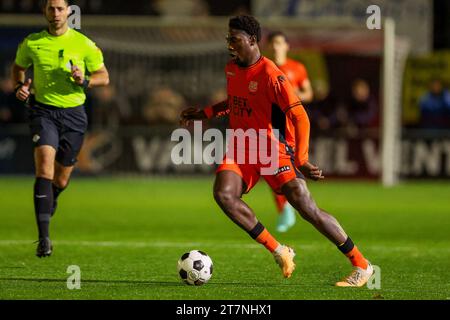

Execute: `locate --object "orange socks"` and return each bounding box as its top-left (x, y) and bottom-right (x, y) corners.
top-left (338, 237), bottom-right (368, 269)
top-left (255, 228), bottom-right (280, 252)
top-left (249, 225), bottom-right (369, 268)
top-left (248, 222), bottom-right (280, 253)
top-left (345, 246), bottom-right (368, 269)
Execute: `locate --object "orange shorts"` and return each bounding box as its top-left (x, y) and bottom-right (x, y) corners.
top-left (216, 152), bottom-right (305, 194)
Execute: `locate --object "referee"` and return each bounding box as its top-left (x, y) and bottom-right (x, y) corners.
top-left (12, 0), bottom-right (109, 257)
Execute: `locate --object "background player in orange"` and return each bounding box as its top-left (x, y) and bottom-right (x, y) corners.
top-left (180, 15), bottom-right (373, 287)
top-left (266, 31), bottom-right (314, 233)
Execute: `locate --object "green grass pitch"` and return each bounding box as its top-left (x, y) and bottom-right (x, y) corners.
top-left (0, 177), bottom-right (449, 300)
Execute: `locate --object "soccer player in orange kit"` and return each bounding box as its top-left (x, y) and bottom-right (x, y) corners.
top-left (180, 15), bottom-right (373, 286)
top-left (266, 31), bottom-right (314, 233)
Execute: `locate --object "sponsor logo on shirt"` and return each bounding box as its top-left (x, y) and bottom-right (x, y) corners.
top-left (231, 96), bottom-right (252, 117)
top-left (248, 81), bottom-right (258, 93)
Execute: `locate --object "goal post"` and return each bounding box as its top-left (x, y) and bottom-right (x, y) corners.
top-left (382, 18), bottom-right (397, 187)
top-left (381, 17), bottom-right (410, 187)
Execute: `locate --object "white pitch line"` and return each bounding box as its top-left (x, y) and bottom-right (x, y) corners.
top-left (0, 240), bottom-right (449, 252)
top-left (0, 239), bottom-right (260, 249)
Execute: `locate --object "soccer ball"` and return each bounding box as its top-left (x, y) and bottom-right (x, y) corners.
top-left (177, 250), bottom-right (213, 286)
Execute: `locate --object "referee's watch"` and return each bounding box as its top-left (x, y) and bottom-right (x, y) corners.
top-left (81, 78), bottom-right (90, 90)
top-left (14, 81), bottom-right (24, 93)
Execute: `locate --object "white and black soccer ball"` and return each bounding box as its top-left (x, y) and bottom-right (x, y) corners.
top-left (177, 250), bottom-right (213, 286)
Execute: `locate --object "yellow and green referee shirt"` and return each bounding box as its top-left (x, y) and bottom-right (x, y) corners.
top-left (15, 28), bottom-right (104, 108)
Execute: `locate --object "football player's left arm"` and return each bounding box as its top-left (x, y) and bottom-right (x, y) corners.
top-left (71, 62), bottom-right (109, 88)
top-left (285, 107), bottom-right (323, 180)
top-left (85, 65), bottom-right (109, 88)
top-left (273, 75), bottom-right (323, 180)
top-left (79, 41), bottom-right (109, 88)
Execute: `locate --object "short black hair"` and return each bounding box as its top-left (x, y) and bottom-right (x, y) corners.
top-left (43, 0), bottom-right (70, 7)
top-left (229, 15), bottom-right (262, 42)
top-left (267, 31), bottom-right (288, 43)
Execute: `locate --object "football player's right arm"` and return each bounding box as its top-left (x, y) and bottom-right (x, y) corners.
top-left (12, 64), bottom-right (32, 102)
top-left (180, 100), bottom-right (229, 126)
top-left (12, 63), bottom-right (26, 84)
top-left (13, 37), bottom-right (33, 102)
top-left (202, 100), bottom-right (230, 119)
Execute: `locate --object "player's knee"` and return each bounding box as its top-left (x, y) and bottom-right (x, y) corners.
top-left (285, 185), bottom-right (307, 211)
top-left (213, 189), bottom-right (236, 208)
top-left (53, 176), bottom-right (69, 189)
top-left (286, 185), bottom-right (321, 223)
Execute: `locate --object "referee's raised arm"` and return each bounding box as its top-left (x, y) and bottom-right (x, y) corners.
top-left (11, 0), bottom-right (109, 258)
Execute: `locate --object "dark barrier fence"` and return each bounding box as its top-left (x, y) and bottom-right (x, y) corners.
top-left (1, 125), bottom-right (449, 179)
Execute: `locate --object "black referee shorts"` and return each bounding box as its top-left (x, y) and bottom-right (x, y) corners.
top-left (28, 101), bottom-right (88, 167)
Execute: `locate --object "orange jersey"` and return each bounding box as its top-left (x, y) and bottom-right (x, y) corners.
top-left (205, 56), bottom-right (309, 165)
top-left (277, 58), bottom-right (309, 91)
top-left (228, 56), bottom-right (301, 157)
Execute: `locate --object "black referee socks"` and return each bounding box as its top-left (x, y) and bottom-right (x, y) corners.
top-left (34, 177), bottom-right (53, 239)
top-left (52, 183), bottom-right (66, 202)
